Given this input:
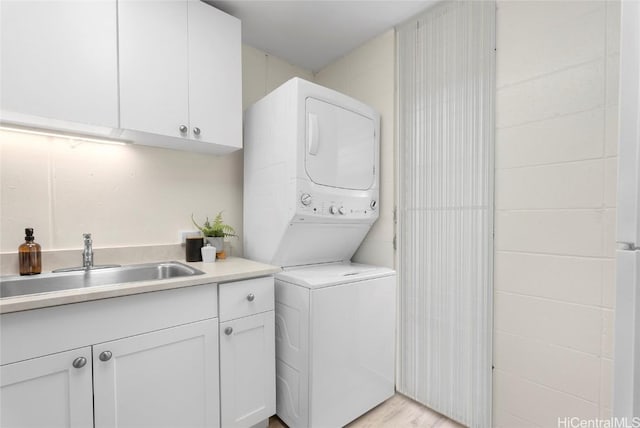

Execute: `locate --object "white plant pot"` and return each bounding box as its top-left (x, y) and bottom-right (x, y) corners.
top-left (205, 237), bottom-right (224, 253)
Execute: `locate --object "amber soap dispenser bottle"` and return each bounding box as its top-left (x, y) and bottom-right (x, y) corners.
top-left (19, 228), bottom-right (41, 275)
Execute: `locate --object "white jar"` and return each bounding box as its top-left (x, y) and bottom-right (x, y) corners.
top-left (201, 244), bottom-right (216, 263)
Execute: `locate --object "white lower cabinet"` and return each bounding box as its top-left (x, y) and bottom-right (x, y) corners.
top-left (220, 312), bottom-right (276, 427)
top-left (94, 319), bottom-right (219, 428)
top-left (1, 320), bottom-right (219, 428)
top-left (218, 276), bottom-right (276, 428)
top-left (0, 277), bottom-right (276, 428)
top-left (1, 347), bottom-right (94, 428)
top-left (0, 283), bottom-right (220, 428)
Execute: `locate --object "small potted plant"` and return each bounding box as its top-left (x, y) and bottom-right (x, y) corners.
top-left (191, 211), bottom-right (237, 259)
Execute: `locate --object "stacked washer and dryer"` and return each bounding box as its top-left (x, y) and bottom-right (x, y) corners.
top-left (244, 78), bottom-right (395, 428)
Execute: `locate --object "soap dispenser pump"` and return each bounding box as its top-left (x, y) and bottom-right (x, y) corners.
top-left (19, 228), bottom-right (41, 275)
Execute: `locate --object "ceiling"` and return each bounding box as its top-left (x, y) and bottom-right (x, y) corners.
top-left (208, 1), bottom-right (437, 72)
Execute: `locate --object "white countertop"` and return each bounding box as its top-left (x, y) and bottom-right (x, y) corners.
top-left (0, 257), bottom-right (281, 314)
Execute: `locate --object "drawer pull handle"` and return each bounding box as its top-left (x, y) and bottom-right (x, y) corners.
top-left (99, 351), bottom-right (112, 362)
top-left (72, 357), bottom-right (87, 369)
top-left (247, 293), bottom-right (255, 302)
top-left (225, 327), bottom-right (233, 335)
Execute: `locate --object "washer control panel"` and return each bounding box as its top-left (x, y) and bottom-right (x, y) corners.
top-left (296, 186), bottom-right (378, 221)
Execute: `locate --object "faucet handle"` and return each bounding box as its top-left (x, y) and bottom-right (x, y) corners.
top-left (83, 233), bottom-right (92, 240)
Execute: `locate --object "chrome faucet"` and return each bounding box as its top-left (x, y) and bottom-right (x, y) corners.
top-left (52, 233), bottom-right (120, 273)
top-left (82, 233), bottom-right (93, 269)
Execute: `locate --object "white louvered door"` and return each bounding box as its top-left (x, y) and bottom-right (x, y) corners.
top-left (396, 2), bottom-right (495, 427)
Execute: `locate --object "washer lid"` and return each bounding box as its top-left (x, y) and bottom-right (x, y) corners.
top-left (277, 262), bottom-right (395, 289)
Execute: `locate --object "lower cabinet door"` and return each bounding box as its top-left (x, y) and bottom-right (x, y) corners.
top-left (220, 311), bottom-right (276, 428)
top-left (0, 347), bottom-right (93, 428)
top-left (93, 318), bottom-right (220, 428)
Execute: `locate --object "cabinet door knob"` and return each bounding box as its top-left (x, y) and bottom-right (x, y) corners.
top-left (247, 293), bottom-right (255, 302)
top-left (193, 127), bottom-right (201, 136)
top-left (179, 125), bottom-right (188, 134)
top-left (99, 351), bottom-right (112, 362)
top-left (224, 327), bottom-right (233, 335)
top-left (72, 357), bottom-right (87, 369)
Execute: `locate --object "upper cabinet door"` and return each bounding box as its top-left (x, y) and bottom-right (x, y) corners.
top-left (188, 0), bottom-right (242, 148)
top-left (305, 97), bottom-right (376, 191)
top-left (0, 0), bottom-right (118, 127)
top-left (118, 0), bottom-right (190, 138)
top-left (0, 347), bottom-right (94, 428)
top-left (118, 0), bottom-right (241, 153)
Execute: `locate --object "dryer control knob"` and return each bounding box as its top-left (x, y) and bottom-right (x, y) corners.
top-left (338, 206), bottom-right (346, 215)
top-left (329, 205), bottom-right (338, 215)
top-left (370, 200), bottom-right (378, 210)
top-left (301, 193), bottom-right (312, 206)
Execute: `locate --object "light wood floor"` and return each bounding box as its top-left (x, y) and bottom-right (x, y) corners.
top-left (268, 393), bottom-right (465, 428)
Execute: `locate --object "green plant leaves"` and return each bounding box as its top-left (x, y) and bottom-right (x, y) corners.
top-left (191, 211), bottom-right (237, 238)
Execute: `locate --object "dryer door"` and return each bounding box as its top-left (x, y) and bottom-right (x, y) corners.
top-left (305, 97), bottom-right (376, 190)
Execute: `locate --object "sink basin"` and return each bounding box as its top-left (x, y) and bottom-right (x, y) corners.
top-left (0, 262), bottom-right (205, 298)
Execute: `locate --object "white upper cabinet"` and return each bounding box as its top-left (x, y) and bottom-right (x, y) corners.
top-left (0, 0), bottom-right (119, 133)
top-left (188, 0), bottom-right (242, 150)
top-left (0, 0), bottom-right (241, 155)
top-left (118, 0), bottom-right (242, 154)
top-left (118, 0), bottom-right (190, 139)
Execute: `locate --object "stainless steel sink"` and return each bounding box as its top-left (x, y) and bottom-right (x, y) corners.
top-left (0, 262), bottom-right (205, 298)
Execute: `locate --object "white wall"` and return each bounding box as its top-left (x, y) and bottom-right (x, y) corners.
top-left (0, 44), bottom-right (312, 271)
top-left (493, 1), bottom-right (619, 425)
top-left (314, 30), bottom-right (396, 269)
top-left (242, 44), bottom-right (313, 108)
top-left (0, 131), bottom-right (244, 251)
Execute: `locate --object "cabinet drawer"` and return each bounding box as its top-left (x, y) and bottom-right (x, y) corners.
top-left (219, 277), bottom-right (274, 322)
top-left (1, 283), bottom-right (218, 366)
